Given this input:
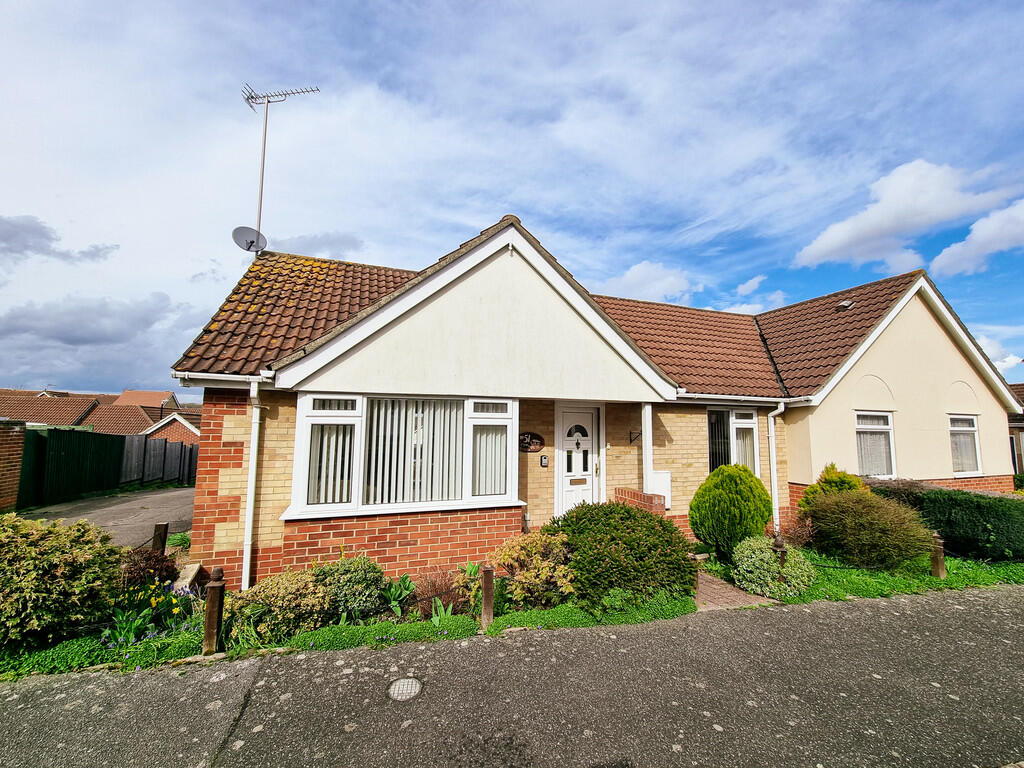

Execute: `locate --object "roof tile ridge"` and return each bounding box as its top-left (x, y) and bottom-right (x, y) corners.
top-left (261, 250), bottom-right (417, 275)
top-left (756, 269), bottom-right (925, 320)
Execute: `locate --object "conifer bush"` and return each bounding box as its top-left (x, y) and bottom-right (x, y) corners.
top-left (798, 463), bottom-right (866, 512)
top-left (688, 465), bottom-right (772, 561)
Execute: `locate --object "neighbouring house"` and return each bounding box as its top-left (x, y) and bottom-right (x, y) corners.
top-left (142, 411), bottom-right (201, 445)
top-left (1009, 383), bottom-right (1024, 474)
top-left (0, 395), bottom-right (99, 427)
top-left (173, 215), bottom-right (1022, 589)
top-left (114, 390), bottom-right (181, 409)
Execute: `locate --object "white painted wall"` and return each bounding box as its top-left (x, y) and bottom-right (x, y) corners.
top-left (785, 294), bottom-right (1015, 483)
top-left (298, 248), bottom-right (664, 402)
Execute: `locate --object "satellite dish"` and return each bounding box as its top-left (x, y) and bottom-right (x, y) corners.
top-left (232, 226), bottom-right (267, 252)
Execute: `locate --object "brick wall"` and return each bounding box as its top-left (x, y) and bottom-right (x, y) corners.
top-left (926, 475), bottom-right (1015, 493)
top-left (0, 422), bottom-right (25, 513)
top-left (783, 482), bottom-right (810, 532)
top-left (147, 419), bottom-right (199, 445)
top-left (613, 487), bottom-right (665, 514)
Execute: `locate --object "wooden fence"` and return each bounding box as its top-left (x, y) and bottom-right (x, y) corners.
top-left (16, 430), bottom-right (198, 509)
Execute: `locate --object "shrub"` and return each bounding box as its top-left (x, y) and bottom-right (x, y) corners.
top-left (1014, 473), bottom-right (1024, 491)
top-left (689, 465), bottom-right (772, 561)
top-left (120, 548), bottom-right (179, 589)
top-left (731, 536), bottom-right (816, 600)
top-left (798, 463), bottom-right (866, 512)
top-left (491, 531), bottom-right (574, 608)
top-left (803, 490), bottom-right (932, 568)
top-left (225, 568), bottom-right (335, 645)
top-left (0, 514), bottom-right (122, 646)
top-left (545, 501), bottom-right (696, 604)
top-left (414, 567), bottom-right (463, 616)
top-left (872, 483), bottom-right (1024, 561)
top-left (312, 555), bottom-right (388, 618)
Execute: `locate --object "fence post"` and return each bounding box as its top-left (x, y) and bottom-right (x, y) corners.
top-left (203, 567), bottom-right (226, 656)
top-left (152, 522), bottom-right (169, 554)
top-left (480, 565), bottom-right (495, 631)
top-left (931, 532), bottom-right (947, 580)
top-left (772, 533), bottom-right (788, 583)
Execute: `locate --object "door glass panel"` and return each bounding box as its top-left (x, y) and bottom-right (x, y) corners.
top-left (566, 450), bottom-right (573, 473)
top-left (567, 424), bottom-right (588, 438)
top-left (735, 426), bottom-right (755, 472)
top-left (583, 449), bottom-right (589, 472)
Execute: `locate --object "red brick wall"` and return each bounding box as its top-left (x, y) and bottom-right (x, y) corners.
top-left (927, 475), bottom-right (1015, 493)
top-left (204, 507), bottom-right (524, 590)
top-left (148, 419), bottom-right (199, 445)
top-left (190, 389), bottom-right (247, 568)
top-left (613, 487), bottom-right (666, 514)
top-left (0, 422), bottom-right (25, 513)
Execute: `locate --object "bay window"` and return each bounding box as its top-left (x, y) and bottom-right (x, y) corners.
top-left (707, 409), bottom-right (759, 476)
top-left (290, 394), bottom-right (518, 518)
top-left (949, 415), bottom-right (981, 476)
top-left (855, 412), bottom-right (895, 477)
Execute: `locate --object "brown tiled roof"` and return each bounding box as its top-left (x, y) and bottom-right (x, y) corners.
top-left (80, 404), bottom-right (155, 435)
top-left (755, 271), bottom-right (924, 396)
top-left (0, 395), bottom-right (98, 426)
top-left (593, 297), bottom-right (784, 397)
top-left (174, 252), bottom-right (417, 375)
top-left (114, 390), bottom-right (174, 407)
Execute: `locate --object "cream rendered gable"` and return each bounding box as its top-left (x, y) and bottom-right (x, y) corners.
top-left (786, 293), bottom-right (1014, 483)
top-left (296, 247), bottom-right (665, 402)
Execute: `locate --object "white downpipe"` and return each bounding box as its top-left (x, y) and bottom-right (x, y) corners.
top-left (767, 401), bottom-right (785, 533)
top-left (241, 380), bottom-right (263, 590)
top-left (641, 403), bottom-right (654, 493)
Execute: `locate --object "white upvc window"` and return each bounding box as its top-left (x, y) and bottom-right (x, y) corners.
top-left (288, 394), bottom-right (519, 519)
top-left (707, 408), bottom-right (760, 476)
top-left (949, 414), bottom-right (982, 477)
top-left (855, 411), bottom-right (896, 478)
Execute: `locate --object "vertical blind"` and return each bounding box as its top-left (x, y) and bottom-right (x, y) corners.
top-left (363, 398), bottom-right (464, 504)
top-left (708, 410), bottom-right (731, 471)
top-left (472, 424), bottom-right (507, 496)
top-left (308, 424), bottom-right (355, 504)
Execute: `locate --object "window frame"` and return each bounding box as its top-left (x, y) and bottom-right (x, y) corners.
top-left (854, 410), bottom-right (897, 479)
top-left (948, 413), bottom-right (982, 478)
top-left (286, 393), bottom-right (520, 520)
top-left (706, 408), bottom-right (760, 477)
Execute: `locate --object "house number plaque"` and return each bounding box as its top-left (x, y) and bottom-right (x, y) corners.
top-left (519, 432), bottom-right (545, 452)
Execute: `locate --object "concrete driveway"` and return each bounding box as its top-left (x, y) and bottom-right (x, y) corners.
top-left (1, 586), bottom-right (1022, 768)
top-left (21, 487), bottom-right (194, 546)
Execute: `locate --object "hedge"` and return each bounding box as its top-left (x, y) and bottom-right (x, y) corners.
top-left (871, 481), bottom-right (1024, 560)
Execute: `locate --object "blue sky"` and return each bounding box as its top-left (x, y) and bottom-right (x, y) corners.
top-left (1, 0), bottom-right (1022, 398)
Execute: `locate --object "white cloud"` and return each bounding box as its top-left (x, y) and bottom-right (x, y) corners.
top-left (795, 160), bottom-right (1013, 272)
top-left (594, 261), bottom-right (696, 303)
top-left (976, 333), bottom-right (1022, 374)
top-left (716, 289), bottom-right (787, 315)
top-left (736, 274), bottom-right (766, 296)
top-left (932, 198), bottom-right (1024, 276)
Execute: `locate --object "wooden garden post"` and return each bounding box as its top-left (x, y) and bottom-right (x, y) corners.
top-left (931, 533), bottom-right (947, 580)
top-left (481, 565), bottom-right (495, 631)
top-left (203, 567), bottom-right (226, 656)
top-left (152, 522), bottom-right (169, 554)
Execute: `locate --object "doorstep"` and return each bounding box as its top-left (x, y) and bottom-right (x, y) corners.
top-left (696, 572), bottom-right (775, 611)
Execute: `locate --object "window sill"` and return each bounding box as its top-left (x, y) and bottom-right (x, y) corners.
top-left (280, 498), bottom-right (527, 521)
top-left (953, 471), bottom-right (983, 479)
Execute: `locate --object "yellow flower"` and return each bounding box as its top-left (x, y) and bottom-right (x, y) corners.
top-left (150, 597), bottom-right (157, 608)
top-left (171, 597), bottom-right (178, 604)
top-left (172, 607), bottom-right (180, 615)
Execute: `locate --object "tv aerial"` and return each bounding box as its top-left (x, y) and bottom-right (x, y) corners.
top-left (231, 83), bottom-right (320, 254)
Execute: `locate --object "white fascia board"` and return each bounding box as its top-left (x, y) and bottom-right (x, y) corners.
top-left (171, 370), bottom-right (276, 390)
top-left (808, 278), bottom-right (1022, 413)
top-left (143, 412), bottom-right (200, 436)
top-left (276, 226), bottom-right (678, 400)
top-left (675, 390), bottom-right (811, 406)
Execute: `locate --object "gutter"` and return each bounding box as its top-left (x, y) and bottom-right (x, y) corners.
top-left (675, 390), bottom-right (813, 406)
top-left (767, 401), bottom-right (785, 534)
top-left (241, 380), bottom-right (264, 590)
top-left (172, 371), bottom-right (275, 387)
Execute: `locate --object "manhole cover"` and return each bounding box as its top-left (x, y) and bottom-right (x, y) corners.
top-left (388, 677), bottom-right (422, 701)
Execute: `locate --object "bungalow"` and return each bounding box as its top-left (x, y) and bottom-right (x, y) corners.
top-left (173, 216), bottom-right (1022, 589)
top-left (1010, 383), bottom-right (1024, 474)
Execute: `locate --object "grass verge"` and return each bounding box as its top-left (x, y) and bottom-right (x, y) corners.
top-left (484, 592), bottom-right (696, 636)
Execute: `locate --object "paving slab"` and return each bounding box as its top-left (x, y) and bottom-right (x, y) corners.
top-left (2, 587), bottom-right (1023, 767)
top-left (21, 487), bottom-right (194, 546)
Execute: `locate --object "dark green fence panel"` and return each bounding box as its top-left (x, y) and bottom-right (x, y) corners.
top-left (41, 430), bottom-right (126, 505)
top-left (16, 429), bottom-right (48, 509)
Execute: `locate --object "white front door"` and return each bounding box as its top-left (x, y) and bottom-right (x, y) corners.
top-left (558, 408), bottom-right (598, 515)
